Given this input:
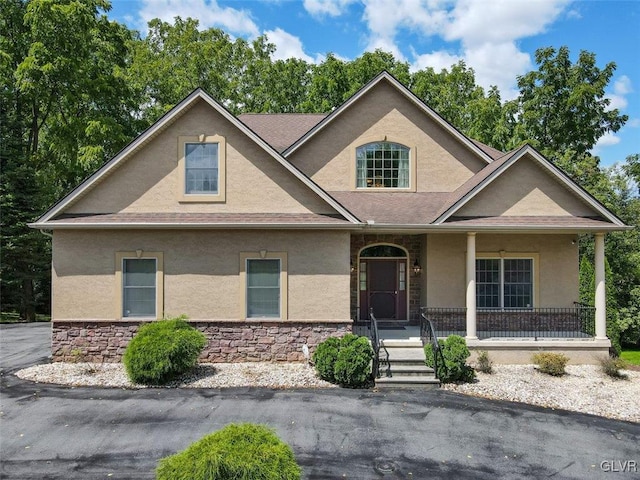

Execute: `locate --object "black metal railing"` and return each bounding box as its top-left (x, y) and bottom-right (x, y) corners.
top-left (369, 308), bottom-right (388, 379)
top-left (420, 306), bottom-right (596, 340)
top-left (420, 310), bottom-right (446, 380)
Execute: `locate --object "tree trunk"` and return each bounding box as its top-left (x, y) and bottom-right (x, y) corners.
top-left (21, 278), bottom-right (36, 322)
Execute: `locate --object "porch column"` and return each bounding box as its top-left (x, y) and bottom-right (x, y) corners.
top-left (466, 232), bottom-right (477, 340)
top-left (594, 233), bottom-right (607, 339)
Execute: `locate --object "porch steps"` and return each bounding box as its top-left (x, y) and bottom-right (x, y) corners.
top-left (375, 340), bottom-right (440, 389)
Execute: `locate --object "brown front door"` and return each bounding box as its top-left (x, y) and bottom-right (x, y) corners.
top-left (360, 259), bottom-right (407, 321)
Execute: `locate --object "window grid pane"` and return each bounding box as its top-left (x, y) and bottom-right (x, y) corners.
top-left (123, 258), bottom-right (156, 317)
top-left (476, 259), bottom-right (500, 309)
top-left (356, 142), bottom-right (410, 188)
top-left (185, 143), bottom-right (219, 194)
top-left (247, 259), bottom-right (280, 318)
top-left (503, 259), bottom-right (533, 308)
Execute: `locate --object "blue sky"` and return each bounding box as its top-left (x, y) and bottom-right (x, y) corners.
top-left (108, 0), bottom-right (639, 167)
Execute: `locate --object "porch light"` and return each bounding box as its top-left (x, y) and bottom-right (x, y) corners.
top-left (350, 260), bottom-right (355, 272)
top-left (413, 259), bottom-right (422, 275)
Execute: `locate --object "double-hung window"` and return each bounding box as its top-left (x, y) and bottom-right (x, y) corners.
top-left (246, 259), bottom-right (281, 318)
top-left (185, 143), bottom-right (218, 194)
top-left (241, 252), bottom-right (287, 320)
top-left (476, 258), bottom-right (533, 309)
top-left (178, 135), bottom-right (226, 202)
top-left (356, 142), bottom-right (410, 188)
top-left (122, 258), bottom-right (157, 317)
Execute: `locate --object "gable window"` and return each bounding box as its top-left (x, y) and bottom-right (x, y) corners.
top-left (476, 258), bottom-right (533, 309)
top-left (178, 135), bottom-right (226, 202)
top-left (116, 252), bottom-right (164, 319)
top-left (356, 142), bottom-right (410, 188)
top-left (240, 252), bottom-right (288, 320)
top-left (185, 143), bottom-right (218, 194)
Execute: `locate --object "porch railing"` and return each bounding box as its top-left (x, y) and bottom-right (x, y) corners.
top-left (420, 311), bottom-right (447, 380)
top-left (420, 306), bottom-right (596, 340)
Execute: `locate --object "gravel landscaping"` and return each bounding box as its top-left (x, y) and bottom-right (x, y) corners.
top-left (15, 362), bottom-right (639, 423)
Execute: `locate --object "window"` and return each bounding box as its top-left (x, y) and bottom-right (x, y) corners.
top-left (356, 142), bottom-right (410, 188)
top-left (240, 252), bottom-right (287, 319)
top-left (178, 135), bottom-right (226, 202)
top-left (246, 259), bottom-right (280, 317)
top-left (116, 252), bottom-right (163, 319)
top-left (185, 143), bottom-right (218, 194)
top-left (476, 258), bottom-right (533, 309)
top-left (122, 258), bottom-right (156, 317)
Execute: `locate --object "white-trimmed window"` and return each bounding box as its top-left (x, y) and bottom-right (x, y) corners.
top-left (185, 143), bottom-right (218, 194)
top-left (476, 258), bottom-right (534, 309)
top-left (116, 252), bottom-right (164, 319)
top-left (356, 142), bottom-right (410, 188)
top-left (240, 252), bottom-right (287, 319)
top-left (178, 135), bottom-right (226, 202)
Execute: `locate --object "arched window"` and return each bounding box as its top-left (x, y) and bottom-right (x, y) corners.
top-left (360, 245), bottom-right (407, 257)
top-left (356, 142), bottom-right (410, 188)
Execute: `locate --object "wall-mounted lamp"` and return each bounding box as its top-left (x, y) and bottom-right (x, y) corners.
top-left (413, 258), bottom-right (422, 275)
top-left (350, 260), bottom-right (355, 273)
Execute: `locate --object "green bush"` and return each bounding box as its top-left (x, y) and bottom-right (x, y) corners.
top-left (311, 336), bottom-right (340, 382)
top-left (313, 334), bottom-right (373, 388)
top-left (532, 352), bottom-right (569, 376)
top-left (156, 423), bottom-right (301, 480)
top-left (424, 335), bottom-right (475, 383)
top-left (599, 356), bottom-right (628, 379)
top-left (123, 316), bottom-right (206, 385)
top-left (334, 335), bottom-right (374, 388)
top-left (475, 350), bottom-right (493, 374)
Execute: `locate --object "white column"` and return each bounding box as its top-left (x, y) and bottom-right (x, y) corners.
top-left (594, 233), bottom-right (607, 340)
top-left (466, 232), bottom-right (477, 340)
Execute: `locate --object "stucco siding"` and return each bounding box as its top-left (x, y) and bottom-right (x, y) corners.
top-left (426, 233), bottom-right (578, 308)
top-left (52, 230), bottom-right (350, 321)
top-left (457, 155), bottom-right (597, 217)
top-left (66, 100), bottom-right (335, 215)
top-left (288, 80), bottom-right (487, 192)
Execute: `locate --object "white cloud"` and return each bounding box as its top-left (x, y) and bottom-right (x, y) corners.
top-left (594, 132), bottom-right (621, 149)
top-left (606, 75), bottom-right (633, 111)
top-left (138, 0), bottom-right (259, 37)
top-left (352, 0), bottom-right (569, 98)
top-left (411, 49), bottom-right (462, 73)
top-left (264, 28), bottom-right (318, 63)
top-left (303, 0), bottom-right (356, 17)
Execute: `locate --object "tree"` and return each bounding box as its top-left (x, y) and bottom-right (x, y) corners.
top-left (2, 0), bottom-right (139, 319)
top-left (515, 46), bottom-right (627, 163)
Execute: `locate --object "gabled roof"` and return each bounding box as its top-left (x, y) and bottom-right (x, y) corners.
top-left (283, 71), bottom-right (495, 164)
top-left (32, 89), bottom-right (361, 227)
top-left (434, 144), bottom-right (627, 227)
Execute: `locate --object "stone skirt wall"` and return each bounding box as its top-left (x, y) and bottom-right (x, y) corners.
top-left (51, 320), bottom-right (352, 363)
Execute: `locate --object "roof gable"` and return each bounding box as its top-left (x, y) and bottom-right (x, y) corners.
top-left (283, 71), bottom-right (495, 165)
top-left (435, 145), bottom-right (626, 226)
top-left (33, 90), bottom-right (360, 226)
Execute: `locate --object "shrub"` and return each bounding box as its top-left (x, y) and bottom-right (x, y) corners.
top-left (156, 423), bottom-right (301, 480)
top-left (312, 336), bottom-right (340, 382)
top-left (532, 352), bottom-right (569, 376)
top-left (424, 335), bottom-right (475, 383)
top-left (313, 334), bottom-right (373, 388)
top-left (475, 350), bottom-right (493, 374)
top-left (334, 335), bottom-right (374, 388)
top-left (599, 356), bottom-right (628, 379)
top-left (123, 316), bottom-right (206, 385)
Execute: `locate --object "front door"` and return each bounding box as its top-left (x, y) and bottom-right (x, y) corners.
top-left (359, 259), bottom-right (407, 322)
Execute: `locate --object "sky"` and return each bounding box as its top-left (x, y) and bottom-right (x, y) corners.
top-left (107, 0), bottom-right (640, 167)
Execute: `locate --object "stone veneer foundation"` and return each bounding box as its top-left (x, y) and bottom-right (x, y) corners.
top-left (51, 320), bottom-right (352, 363)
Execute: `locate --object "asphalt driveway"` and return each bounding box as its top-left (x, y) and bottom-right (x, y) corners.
top-left (1, 323), bottom-right (638, 479)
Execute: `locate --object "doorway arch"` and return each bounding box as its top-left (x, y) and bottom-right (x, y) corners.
top-left (358, 243), bottom-right (409, 322)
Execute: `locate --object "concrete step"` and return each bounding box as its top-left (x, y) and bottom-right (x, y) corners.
top-left (375, 375), bottom-right (440, 389)
top-left (380, 347), bottom-right (426, 363)
top-left (380, 339), bottom-right (423, 348)
top-left (379, 364), bottom-right (434, 376)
